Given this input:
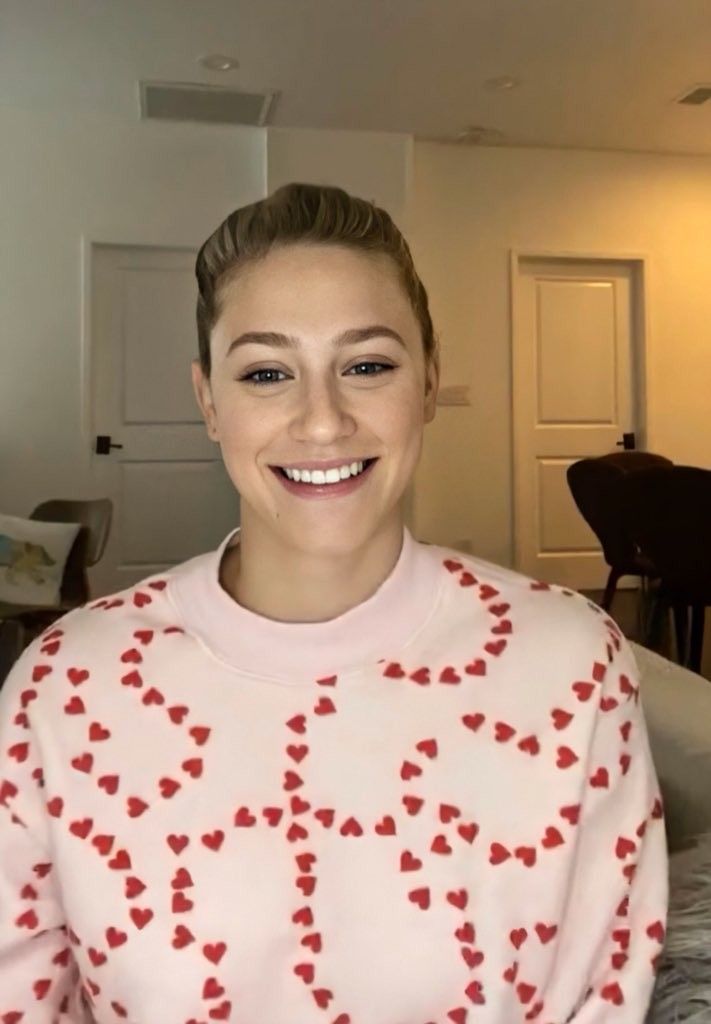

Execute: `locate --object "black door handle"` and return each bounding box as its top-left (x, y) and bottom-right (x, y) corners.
top-left (615, 432), bottom-right (636, 450)
top-left (95, 435), bottom-right (124, 455)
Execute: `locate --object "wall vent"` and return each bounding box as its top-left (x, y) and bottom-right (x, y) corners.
top-left (139, 81), bottom-right (278, 126)
top-left (677, 85), bottom-right (711, 105)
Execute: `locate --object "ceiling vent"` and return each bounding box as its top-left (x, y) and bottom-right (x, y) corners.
top-left (139, 81), bottom-right (278, 126)
top-left (677, 85), bottom-right (711, 106)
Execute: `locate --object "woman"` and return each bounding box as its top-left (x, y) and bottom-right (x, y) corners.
top-left (0, 183), bottom-right (668, 1023)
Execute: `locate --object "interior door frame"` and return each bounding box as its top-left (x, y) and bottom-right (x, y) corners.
top-left (508, 247), bottom-right (653, 578)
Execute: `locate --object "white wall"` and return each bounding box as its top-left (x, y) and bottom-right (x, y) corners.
top-left (410, 143), bottom-right (711, 565)
top-left (0, 106), bottom-right (265, 515)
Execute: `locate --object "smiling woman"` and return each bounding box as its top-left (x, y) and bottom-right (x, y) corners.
top-left (0, 183), bottom-right (668, 1024)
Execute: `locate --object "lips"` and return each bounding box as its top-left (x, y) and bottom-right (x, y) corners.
top-left (273, 458), bottom-right (377, 479)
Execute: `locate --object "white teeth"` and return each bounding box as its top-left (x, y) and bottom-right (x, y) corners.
top-left (284, 460), bottom-right (367, 484)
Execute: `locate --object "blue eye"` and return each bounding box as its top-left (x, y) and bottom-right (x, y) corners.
top-left (238, 362), bottom-right (395, 386)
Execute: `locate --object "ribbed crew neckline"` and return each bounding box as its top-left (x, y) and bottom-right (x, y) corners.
top-left (168, 525), bottom-right (446, 683)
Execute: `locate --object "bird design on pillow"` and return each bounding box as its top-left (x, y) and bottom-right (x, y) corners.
top-left (0, 535), bottom-right (56, 584)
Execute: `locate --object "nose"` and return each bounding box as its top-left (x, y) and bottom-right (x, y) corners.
top-left (290, 376), bottom-right (357, 443)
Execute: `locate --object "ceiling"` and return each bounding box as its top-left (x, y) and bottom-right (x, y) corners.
top-left (3, 0), bottom-right (711, 155)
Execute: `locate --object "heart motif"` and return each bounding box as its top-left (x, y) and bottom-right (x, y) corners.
top-left (106, 926), bottom-right (127, 948)
top-left (203, 942), bottom-right (227, 965)
top-left (204, 977), bottom-right (226, 998)
top-left (514, 846), bottom-right (536, 867)
top-left (494, 722), bottom-right (515, 742)
top-left (489, 842), bottom-right (511, 865)
top-left (402, 795), bottom-right (423, 815)
top-left (462, 713), bottom-right (485, 732)
top-left (439, 803), bottom-right (460, 823)
top-left (416, 738), bottom-right (437, 758)
top-left (409, 667), bottom-right (430, 685)
top-left (294, 962), bottom-right (314, 984)
top-left (458, 571), bottom-right (477, 587)
top-left (439, 666), bottom-right (461, 684)
top-left (454, 922), bottom-right (475, 943)
top-left (556, 746), bottom-right (579, 769)
top-left (517, 735), bottom-right (540, 755)
top-left (484, 640), bottom-right (506, 657)
top-left (431, 834), bottom-right (452, 855)
top-left (400, 850), bottom-right (422, 871)
top-left (551, 708), bottom-right (573, 730)
top-left (457, 822), bottom-right (479, 844)
top-left (65, 697), bottom-right (85, 715)
top-left (462, 948), bottom-right (484, 970)
top-left (615, 836), bottom-right (637, 859)
top-left (572, 681), bottom-right (595, 702)
top-left (559, 803), bottom-right (581, 825)
top-left (98, 774), bottom-right (119, 795)
top-left (503, 961), bottom-right (519, 982)
top-left (534, 922), bottom-right (557, 943)
top-left (408, 887), bottom-right (430, 910)
top-left (67, 668), bottom-right (89, 686)
top-left (401, 760), bottom-right (422, 780)
top-left (464, 659), bottom-right (487, 676)
top-left (129, 907), bottom-right (154, 929)
top-left (541, 826), bottom-right (564, 848)
top-left (446, 889), bottom-right (468, 909)
top-left (374, 815), bottom-right (396, 835)
top-left (601, 982), bottom-right (624, 1005)
top-left (510, 927), bottom-right (527, 949)
top-left (590, 767), bottom-right (610, 788)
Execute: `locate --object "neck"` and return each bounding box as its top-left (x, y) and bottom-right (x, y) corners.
top-left (220, 515), bottom-right (405, 624)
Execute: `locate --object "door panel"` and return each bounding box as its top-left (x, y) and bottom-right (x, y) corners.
top-left (89, 244), bottom-right (238, 596)
top-left (513, 258), bottom-right (639, 589)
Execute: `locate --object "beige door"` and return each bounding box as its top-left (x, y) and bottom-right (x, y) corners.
top-left (88, 244), bottom-right (238, 596)
top-left (512, 257), bottom-right (640, 590)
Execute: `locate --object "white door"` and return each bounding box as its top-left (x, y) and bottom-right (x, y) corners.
top-left (512, 257), bottom-right (640, 590)
top-left (88, 244), bottom-right (239, 597)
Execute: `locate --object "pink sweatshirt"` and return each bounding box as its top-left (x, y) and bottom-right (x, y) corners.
top-left (0, 525), bottom-right (668, 1023)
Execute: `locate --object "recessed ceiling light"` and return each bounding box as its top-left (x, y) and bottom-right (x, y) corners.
top-left (484, 75), bottom-right (520, 92)
top-left (199, 54), bottom-right (240, 72)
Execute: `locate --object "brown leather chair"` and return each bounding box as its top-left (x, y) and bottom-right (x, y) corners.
top-left (619, 466), bottom-right (711, 673)
top-left (0, 498), bottom-right (113, 640)
top-left (566, 451), bottom-right (674, 612)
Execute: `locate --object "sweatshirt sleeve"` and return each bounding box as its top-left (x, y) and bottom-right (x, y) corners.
top-left (552, 622), bottom-right (669, 1023)
top-left (0, 641), bottom-right (88, 1021)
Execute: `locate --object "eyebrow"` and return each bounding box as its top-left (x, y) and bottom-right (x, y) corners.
top-left (225, 324), bottom-right (406, 358)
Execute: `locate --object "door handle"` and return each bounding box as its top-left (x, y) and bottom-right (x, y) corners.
top-left (95, 435), bottom-right (124, 455)
top-left (615, 432), bottom-right (636, 450)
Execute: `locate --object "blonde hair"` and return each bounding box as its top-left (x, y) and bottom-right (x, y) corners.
top-left (194, 182), bottom-right (438, 376)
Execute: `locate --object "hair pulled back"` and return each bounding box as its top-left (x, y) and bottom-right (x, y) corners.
top-left (194, 182), bottom-right (438, 376)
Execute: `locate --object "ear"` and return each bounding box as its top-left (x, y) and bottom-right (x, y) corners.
top-left (423, 350), bottom-right (440, 424)
top-left (191, 360), bottom-right (219, 441)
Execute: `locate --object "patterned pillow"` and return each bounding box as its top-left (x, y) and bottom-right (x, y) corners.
top-left (0, 513), bottom-right (81, 607)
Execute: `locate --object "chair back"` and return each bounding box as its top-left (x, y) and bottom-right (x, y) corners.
top-left (566, 452), bottom-right (673, 570)
top-left (619, 466), bottom-right (711, 602)
top-left (29, 499), bottom-right (113, 605)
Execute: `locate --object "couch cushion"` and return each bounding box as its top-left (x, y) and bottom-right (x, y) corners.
top-left (632, 642), bottom-right (711, 853)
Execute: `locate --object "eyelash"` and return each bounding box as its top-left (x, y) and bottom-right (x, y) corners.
top-left (237, 362), bottom-right (396, 387)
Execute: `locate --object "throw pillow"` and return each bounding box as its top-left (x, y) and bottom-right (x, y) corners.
top-left (0, 513), bottom-right (81, 607)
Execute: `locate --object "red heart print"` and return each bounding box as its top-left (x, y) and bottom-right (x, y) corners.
top-left (314, 696), bottom-right (335, 715)
top-left (600, 696), bottom-right (618, 712)
top-left (20, 883), bottom-right (37, 898)
top-left (106, 927), bottom-right (127, 948)
top-left (202, 830), bottom-right (225, 851)
top-left (457, 822), bottom-right (479, 844)
top-left (462, 713), bottom-right (485, 731)
top-left (33, 979), bottom-right (52, 999)
top-left (32, 664), bottom-right (53, 682)
top-left (534, 922), bottom-right (557, 943)
top-left (615, 836), bottom-right (637, 859)
top-left (313, 989), bottom-right (333, 1009)
top-left (208, 1000), bottom-right (231, 1020)
top-left (572, 681), bottom-right (595, 701)
top-left (148, 580), bottom-right (167, 590)
top-left (446, 889), bottom-right (468, 909)
top-left (47, 797), bottom-right (63, 817)
top-left (590, 767), bottom-right (609, 788)
top-left (492, 619), bottom-right (512, 635)
top-left (551, 708), bottom-right (573, 730)
top-left (494, 722), bottom-right (516, 742)
top-left (612, 927), bottom-right (630, 949)
top-left (409, 667), bottom-right (430, 685)
top-left (20, 689), bottom-right (37, 708)
top-left (292, 906), bottom-right (313, 926)
top-left (295, 852), bottom-right (316, 872)
top-left (294, 962), bottom-right (314, 983)
top-left (172, 925), bottom-right (194, 949)
top-left (129, 907), bottom-right (153, 930)
top-left (620, 721), bottom-right (632, 742)
top-left (401, 760), bottom-right (422, 780)
top-left (204, 977), bottom-right (226, 998)
top-left (203, 942), bottom-right (227, 965)
top-left (541, 826), bottom-right (564, 848)
top-left (556, 746), bottom-right (578, 769)
top-left (458, 571), bottom-right (477, 587)
top-left (510, 928), bottom-right (528, 949)
top-left (88, 947), bottom-right (107, 967)
top-left (64, 697), bottom-right (85, 715)
top-left (98, 775), bottom-right (119, 795)
top-left (464, 659), bottom-right (486, 676)
top-left (400, 851), bottom-right (422, 871)
top-left (462, 948), bottom-right (484, 969)
top-left (160, 778), bottom-right (181, 799)
top-left (402, 795), bottom-right (423, 815)
top-left (484, 640), bottom-right (506, 656)
top-left (296, 875), bottom-right (315, 896)
top-left (189, 725), bottom-right (211, 746)
top-left (121, 670), bottom-right (143, 688)
top-left (408, 887), bottom-right (430, 909)
top-left (15, 908), bottom-right (38, 929)
top-left (647, 920), bottom-right (665, 943)
top-left (611, 952), bottom-right (628, 970)
top-left (619, 674), bottom-right (635, 696)
top-left (172, 867), bottom-right (193, 890)
top-left (489, 843), bottom-right (511, 865)
top-left (559, 803), bottom-right (580, 825)
top-left (455, 922), bottom-right (475, 943)
top-left (620, 753), bottom-right (631, 775)
top-left (286, 714), bottom-right (306, 734)
top-left (601, 982), bottom-right (624, 1005)
top-left (120, 648), bottom-right (142, 664)
top-left (142, 688), bottom-right (164, 706)
top-left (168, 705), bottom-right (189, 724)
top-left (125, 876), bottom-right (146, 898)
top-left (479, 584), bottom-right (499, 600)
top-left (432, 834), bottom-right (452, 855)
top-left (516, 982), bottom-right (537, 1004)
top-left (182, 758), bottom-right (203, 779)
top-left (592, 661), bottom-right (606, 682)
top-left (314, 808), bottom-right (334, 827)
top-left (448, 1009), bottom-right (467, 1023)
top-left (439, 803), bottom-right (460, 823)
top-left (134, 629), bottom-right (153, 644)
top-left (339, 816), bottom-right (363, 837)
top-left (517, 734), bottom-right (540, 755)
top-left (416, 738), bottom-right (437, 758)
top-left (8, 743), bottom-right (29, 763)
top-left (89, 722), bottom-right (110, 741)
top-left (172, 892), bottom-right (194, 913)
top-left (92, 834), bottom-right (114, 856)
top-left (286, 744), bottom-right (308, 763)
top-left (42, 640), bottom-right (60, 655)
top-left (503, 960), bottom-right (519, 981)
top-left (290, 795), bottom-right (310, 815)
top-left (514, 846), bottom-right (536, 867)
top-left (127, 797), bottom-right (148, 818)
top-left (489, 602), bottom-right (510, 617)
top-left (262, 807), bottom-right (283, 827)
top-left (69, 817), bottom-right (93, 839)
top-left (133, 592), bottom-right (152, 608)
top-left (71, 753), bottom-right (93, 774)
top-left (443, 558), bottom-right (463, 572)
top-left (383, 661), bottom-right (406, 678)
top-left (375, 815), bottom-right (396, 835)
top-left (67, 668), bottom-right (89, 685)
top-left (439, 666), bottom-right (461, 684)
top-left (108, 849), bottom-right (131, 870)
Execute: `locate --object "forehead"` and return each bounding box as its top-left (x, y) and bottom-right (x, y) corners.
top-left (214, 243), bottom-right (414, 335)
